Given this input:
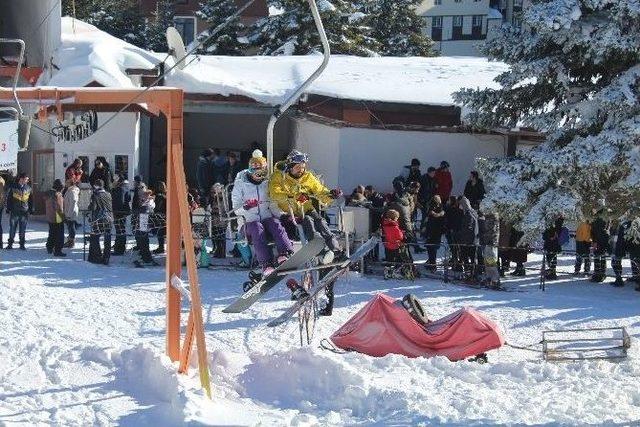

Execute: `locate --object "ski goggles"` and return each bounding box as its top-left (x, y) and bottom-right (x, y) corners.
top-left (249, 164), bottom-right (268, 178)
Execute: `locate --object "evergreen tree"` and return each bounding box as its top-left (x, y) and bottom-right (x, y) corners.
top-left (249, 0), bottom-right (381, 56)
top-left (454, 0), bottom-right (640, 243)
top-left (196, 0), bottom-right (246, 55)
top-left (359, 0), bottom-right (435, 57)
top-left (144, 0), bottom-right (175, 52)
top-left (62, 0), bottom-right (145, 47)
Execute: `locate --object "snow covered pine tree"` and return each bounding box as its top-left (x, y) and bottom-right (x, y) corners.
top-left (455, 0), bottom-right (640, 243)
top-left (357, 0), bottom-right (435, 56)
top-left (196, 0), bottom-right (246, 55)
top-left (249, 0), bottom-right (381, 55)
top-left (144, 0), bottom-right (175, 52)
top-left (62, 0), bottom-right (146, 47)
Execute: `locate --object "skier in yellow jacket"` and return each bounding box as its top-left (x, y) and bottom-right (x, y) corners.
top-left (269, 150), bottom-right (343, 256)
top-left (574, 221), bottom-right (592, 275)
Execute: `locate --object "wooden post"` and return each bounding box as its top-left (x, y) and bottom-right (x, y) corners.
top-left (166, 98), bottom-right (182, 362)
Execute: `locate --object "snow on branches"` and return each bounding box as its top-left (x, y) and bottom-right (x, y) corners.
top-left (457, 0), bottom-right (640, 243)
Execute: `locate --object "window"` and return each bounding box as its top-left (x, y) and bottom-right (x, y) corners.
top-left (472, 15), bottom-right (483, 26)
top-left (434, 0), bottom-right (442, 4)
top-left (454, 0), bottom-right (462, 3)
top-left (431, 16), bottom-right (443, 40)
top-left (452, 16), bottom-right (463, 39)
top-left (173, 16), bottom-right (196, 46)
top-left (453, 16), bottom-right (463, 26)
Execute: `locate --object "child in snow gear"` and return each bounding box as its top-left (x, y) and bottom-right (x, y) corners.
top-left (152, 181), bottom-right (167, 254)
top-left (63, 179), bottom-right (80, 248)
top-left (611, 219), bottom-right (640, 288)
top-left (382, 209), bottom-right (415, 280)
top-left (110, 175), bottom-right (131, 255)
top-left (133, 183), bottom-right (157, 267)
top-left (231, 150), bottom-right (293, 276)
top-left (45, 179), bottom-right (66, 257)
top-left (209, 183), bottom-right (228, 258)
top-left (574, 221), bottom-right (592, 275)
top-left (87, 179), bottom-right (113, 265)
top-left (480, 208), bottom-right (500, 288)
top-left (590, 210), bottom-right (610, 282)
top-left (6, 172), bottom-right (32, 250)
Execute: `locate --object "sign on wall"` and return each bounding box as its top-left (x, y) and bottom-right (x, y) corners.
top-left (51, 110), bottom-right (98, 143)
top-left (0, 118), bottom-right (19, 171)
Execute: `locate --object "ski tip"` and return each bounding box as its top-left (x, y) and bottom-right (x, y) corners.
top-left (222, 306), bottom-right (241, 314)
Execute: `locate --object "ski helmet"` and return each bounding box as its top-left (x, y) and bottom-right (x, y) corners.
top-left (286, 150), bottom-right (309, 167)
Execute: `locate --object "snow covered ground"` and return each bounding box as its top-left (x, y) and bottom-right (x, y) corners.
top-left (2, 221), bottom-right (640, 426)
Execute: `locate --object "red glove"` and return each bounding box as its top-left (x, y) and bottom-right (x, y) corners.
top-left (330, 188), bottom-right (343, 199)
top-left (243, 199), bottom-right (259, 210)
top-left (296, 194), bottom-right (309, 204)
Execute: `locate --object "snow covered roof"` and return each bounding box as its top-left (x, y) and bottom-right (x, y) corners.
top-left (43, 17), bottom-right (508, 107)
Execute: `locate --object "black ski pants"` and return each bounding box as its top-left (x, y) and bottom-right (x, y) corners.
top-left (301, 210), bottom-right (339, 252)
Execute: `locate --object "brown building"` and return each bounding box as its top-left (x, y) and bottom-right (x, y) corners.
top-left (138, 0), bottom-right (268, 45)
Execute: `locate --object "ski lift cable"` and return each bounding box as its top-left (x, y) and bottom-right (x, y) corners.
top-left (89, 0), bottom-right (260, 138)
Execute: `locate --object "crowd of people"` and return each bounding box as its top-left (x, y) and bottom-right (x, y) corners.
top-left (346, 157), bottom-right (640, 291)
top-left (0, 152), bottom-right (639, 293)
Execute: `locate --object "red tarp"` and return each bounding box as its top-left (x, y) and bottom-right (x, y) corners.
top-left (330, 294), bottom-right (504, 360)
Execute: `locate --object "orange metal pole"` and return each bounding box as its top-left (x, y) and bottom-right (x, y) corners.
top-left (166, 99), bottom-right (182, 362)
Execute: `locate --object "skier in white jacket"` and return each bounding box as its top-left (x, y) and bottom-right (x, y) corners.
top-left (232, 150), bottom-right (293, 275)
top-left (63, 179), bottom-right (80, 248)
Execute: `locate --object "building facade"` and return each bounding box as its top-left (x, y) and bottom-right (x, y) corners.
top-left (490, 0), bottom-right (531, 28)
top-left (417, 0), bottom-right (503, 56)
top-left (138, 0), bottom-right (268, 46)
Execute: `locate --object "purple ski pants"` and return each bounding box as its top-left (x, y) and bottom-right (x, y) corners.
top-left (245, 216), bottom-right (293, 267)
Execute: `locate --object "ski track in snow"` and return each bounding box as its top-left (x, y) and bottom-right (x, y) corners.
top-left (1, 221), bottom-right (640, 426)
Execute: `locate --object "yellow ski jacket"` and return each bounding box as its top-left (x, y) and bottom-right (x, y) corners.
top-left (268, 161), bottom-right (333, 217)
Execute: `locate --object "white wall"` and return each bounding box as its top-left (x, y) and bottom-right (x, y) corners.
top-left (54, 112), bottom-right (139, 182)
top-left (292, 117), bottom-right (507, 195)
top-left (292, 118), bottom-right (341, 188)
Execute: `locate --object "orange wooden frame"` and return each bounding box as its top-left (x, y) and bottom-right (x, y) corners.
top-left (0, 87), bottom-right (211, 397)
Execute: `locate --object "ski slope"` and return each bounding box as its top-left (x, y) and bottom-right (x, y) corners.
top-left (1, 221), bottom-right (639, 426)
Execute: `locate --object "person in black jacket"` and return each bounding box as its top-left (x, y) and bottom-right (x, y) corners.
top-left (388, 179), bottom-right (419, 251)
top-left (611, 219), bottom-right (640, 288)
top-left (88, 179), bottom-right (114, 265)
top-left (196, 149), bottom-right (213, 205)
top-left (152, 181), bottom-right (167, 254)
top-left (418, 167), bottom-right (438, 223)
top-left (590, 210), bottom-right (610, 282)
top-left (110, 175), bottom-right (131, 255)
top-left (423, 195), bottom-right (445, 273)
top-left (456, 196), bottom-right (478, 278)
top-left (444, 196), bottom-right (463, 271)
top-left (89, 158), bottom-right (113, 191)
top-left (6, 172), bottom-right (33, 250)
top-left (464, 171), bottom-right (486, 209)
top-left (542, 217), bottom-right (564, 280)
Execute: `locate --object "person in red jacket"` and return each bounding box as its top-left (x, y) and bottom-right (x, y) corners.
top-left (382, 209), bottom-right (416, 279)
top-left (382, 209), bottom-right (404, 259)
top-left (65, 158), bottom-right (84, 185)
top-left (434, 161), bottom-right (453, 201)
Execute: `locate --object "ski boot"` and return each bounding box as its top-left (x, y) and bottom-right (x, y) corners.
top-left (243, 270), bottom-right (263, 292)
top-left (383, 266), bottom-right (392, 280)
top-left (286, 278), bottom-right (309, 301)
top-left (318, 248), bottom-right (335, 265)
top-left (611, 276), bottom-right (625, 287)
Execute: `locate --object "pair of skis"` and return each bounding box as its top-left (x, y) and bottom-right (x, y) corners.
top-left (222, 236), bottom-right (380, 327)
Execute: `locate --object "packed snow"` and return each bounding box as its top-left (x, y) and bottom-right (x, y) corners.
top-left (42, 18), bottom-right (508, 107)
top-left (1, 221), bottom-right (640, 426)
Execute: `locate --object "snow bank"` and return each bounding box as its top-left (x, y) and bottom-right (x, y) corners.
top-left (46, 17), bottom-right (508, 107)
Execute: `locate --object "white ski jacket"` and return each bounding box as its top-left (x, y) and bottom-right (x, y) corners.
top-left (63, 185), bottom-right (80, 222)
top-left (231, 169), bottom-right (277, 223)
